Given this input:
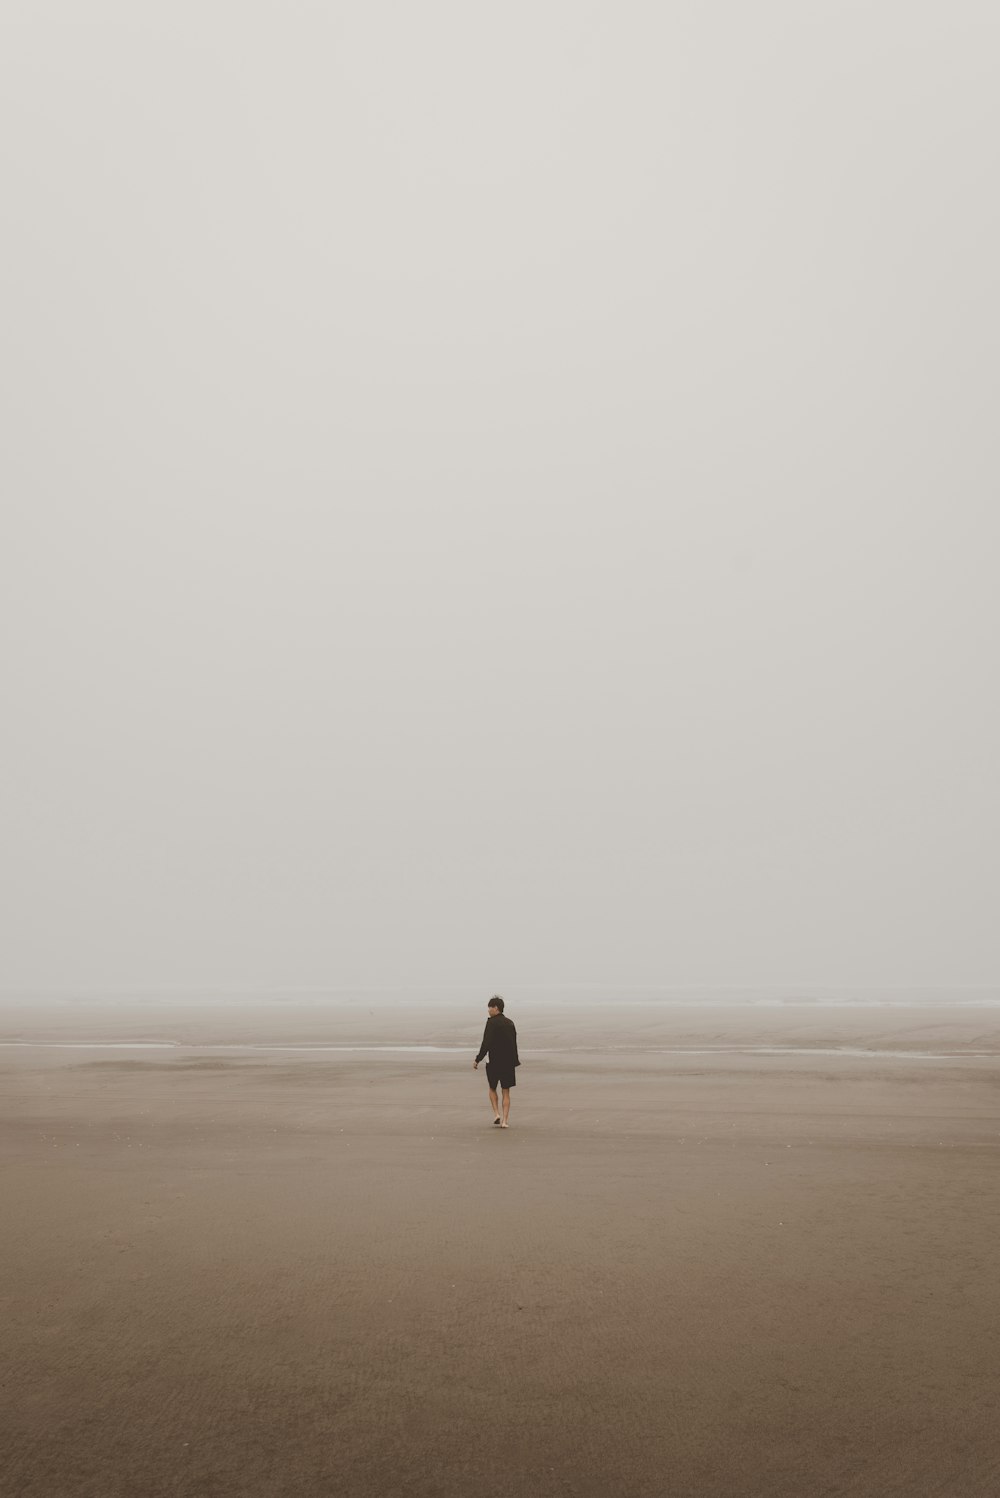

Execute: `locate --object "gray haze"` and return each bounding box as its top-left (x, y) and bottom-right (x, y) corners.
top-left (2, 3), bottom-right (998, 993)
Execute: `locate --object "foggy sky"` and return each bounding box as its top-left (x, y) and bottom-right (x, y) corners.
top-left (3, 3), bottom-right (998, 993)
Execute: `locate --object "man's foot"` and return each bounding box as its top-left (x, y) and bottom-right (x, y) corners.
top-left (493, 1116), bottom-right (502, 1126)
top-left (500, 1120), bottom-right (509, 1128)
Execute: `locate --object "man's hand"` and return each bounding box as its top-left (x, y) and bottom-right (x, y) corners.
top-left (473, 1060), bottom-right (478, 1070)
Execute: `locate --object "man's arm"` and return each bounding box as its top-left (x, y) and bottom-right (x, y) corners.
top-left (512, 1022), bottom-right (520, 1067)
top-left (474, 1018), bottom-right (493, 1066)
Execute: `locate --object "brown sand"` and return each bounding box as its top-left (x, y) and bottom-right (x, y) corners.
top-left (2, 999), bottom-right (998, 1497)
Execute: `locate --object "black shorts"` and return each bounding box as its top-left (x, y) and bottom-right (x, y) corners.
top-left (486, 1062), bottom-right (516, 1090)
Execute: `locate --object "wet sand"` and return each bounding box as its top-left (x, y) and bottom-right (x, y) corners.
top-left (3, 998), bottom-right (998, 1497)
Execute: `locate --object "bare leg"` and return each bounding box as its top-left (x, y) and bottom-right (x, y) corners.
top-left (501, 1088), bottom-right (511, 1126)
top-left (488, 1086), bottom-right (500, 1122)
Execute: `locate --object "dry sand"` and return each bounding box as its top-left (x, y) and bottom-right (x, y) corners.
top-left (2, 997), bottom-right (998, 1498)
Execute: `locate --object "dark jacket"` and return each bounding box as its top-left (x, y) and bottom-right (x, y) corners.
top-left (475, 1014), bottom-right (520, 1070)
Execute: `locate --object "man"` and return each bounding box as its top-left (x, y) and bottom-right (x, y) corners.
top-left (473, 995), bottom-right (520, 1128)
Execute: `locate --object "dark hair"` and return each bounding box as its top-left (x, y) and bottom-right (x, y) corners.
top-left (489, 995), bottom-right (505, 1012)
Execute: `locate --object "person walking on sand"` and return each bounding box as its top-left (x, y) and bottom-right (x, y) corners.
top-left (473, 995), bottom-right (520, 1128)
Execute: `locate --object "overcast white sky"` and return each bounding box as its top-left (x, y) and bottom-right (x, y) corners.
top-left (2, 3), bottom-right (997, 994)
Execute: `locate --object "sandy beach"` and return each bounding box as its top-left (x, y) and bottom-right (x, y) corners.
top-left (3, 995), bottom-right (998, 1497)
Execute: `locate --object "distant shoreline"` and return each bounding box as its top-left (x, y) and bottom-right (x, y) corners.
top-left (2, 1040), bottom-right (995, 1061)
